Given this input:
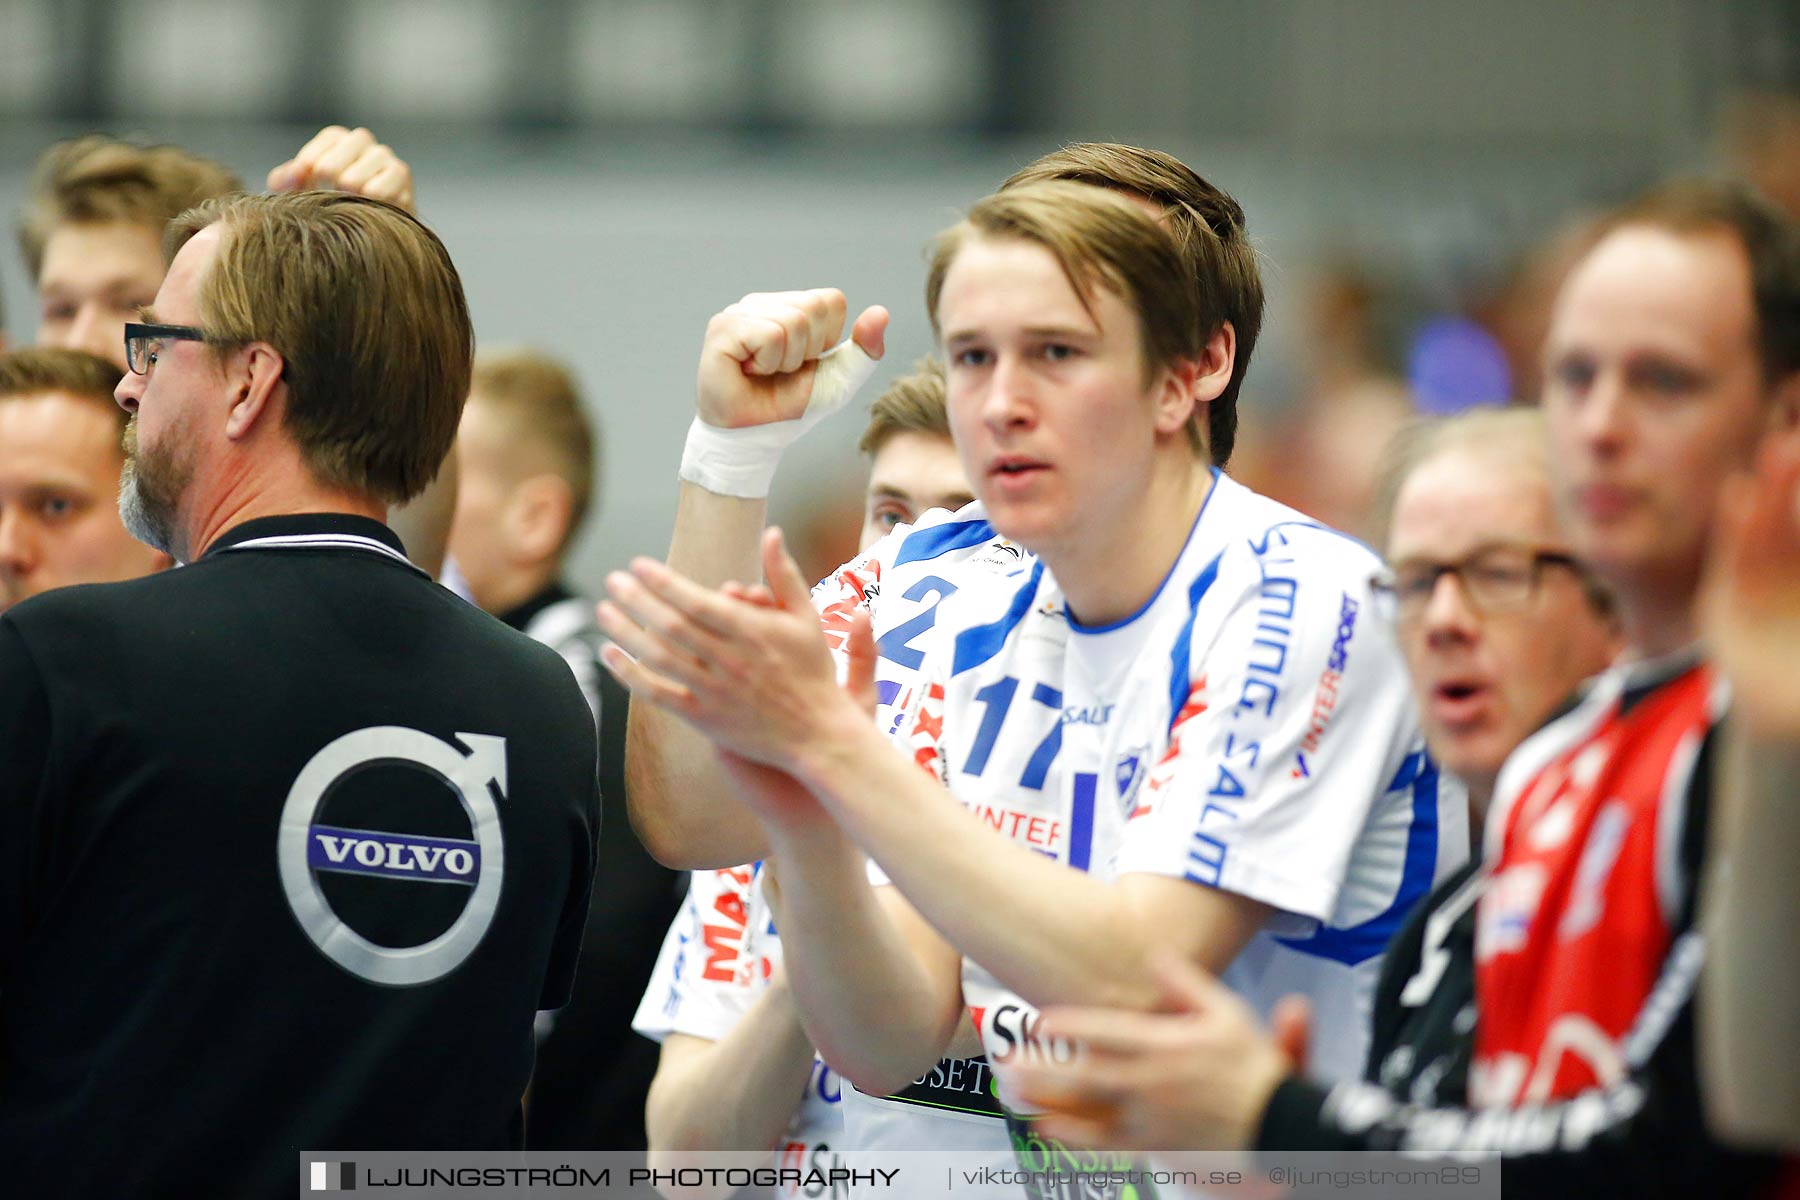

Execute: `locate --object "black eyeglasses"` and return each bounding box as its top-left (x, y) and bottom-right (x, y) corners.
top-left (1370, 546), bottom-right (1589, 623)
top-left (123, 322), bottom-right (209, 375)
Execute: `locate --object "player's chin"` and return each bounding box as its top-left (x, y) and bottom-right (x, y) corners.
top-left (977, 489), bottom-right (1063, 548)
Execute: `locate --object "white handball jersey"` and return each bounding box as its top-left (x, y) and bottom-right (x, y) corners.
top-left (812, 503), bottom-right (1032, 738)
top-left (892, 472), bottom-right (1469, 1092)
top-left (808, 507), bottom-right (1023, 1193)
top-left (633, 864), bottom-right (844, 1184)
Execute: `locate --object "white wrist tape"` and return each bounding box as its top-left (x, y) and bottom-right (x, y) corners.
top-left (679, 338), bottom-right (881, 498)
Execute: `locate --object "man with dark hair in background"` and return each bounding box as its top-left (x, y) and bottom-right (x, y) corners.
top-left (0, 192), bottom-right (598, 1197)
top-left (447, 347), bottom-right (683, 1148)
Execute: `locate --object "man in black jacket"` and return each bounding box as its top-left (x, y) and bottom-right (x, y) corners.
top-left (0, 191), bottom-right (598, 1198)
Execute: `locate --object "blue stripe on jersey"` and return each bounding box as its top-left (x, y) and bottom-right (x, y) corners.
top-left (1274, 751), bottom-right (1443, 966)
top-left (1164, 550), bottom-right (1226, 728)
top-left (1250, 518), bottom-right (1376, 559)
top-left (952, 561), bottom-right (1044, 676)
top-left (893, 519), bottom-right (996, 567)
top-left (1185, 833), bottom-right (1228, 887)
top-left (1068, 772), bottom-right (1098, 871)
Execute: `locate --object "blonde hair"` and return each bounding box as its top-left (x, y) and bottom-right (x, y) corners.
top-left (859, 357), bottom-right (949, 457)
top-left (1003, 143), bottom-right (1262, 465)
top-left (167, 191), bottom-right (471, 505)
top-left (469, 347), bottom-right (598, 538)
top-left (927, 181), bottom-right (1204, 451)
top-left (18, 134), bottom-right (240, 279)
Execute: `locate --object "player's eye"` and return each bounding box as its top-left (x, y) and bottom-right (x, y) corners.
top-left (36, 495), bottom-right (77, 520)
top-left (1549, 356), bottom-right (1595, 394)
top-left (1635, 361), bottom-right (1701, 396)
top-left (951, 347), bottom-right (992, 369)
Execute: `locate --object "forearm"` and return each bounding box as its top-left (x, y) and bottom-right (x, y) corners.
top-left (795, 718), bottom-right (1246, 1011)
top-left (626, 706), bottom-right (769, 869)
top-left (644, 990), bottom-right (817, 1159)
top-left (1702, 730), bottom-right (1800, 1148)
top-left (624, 482), bottom-right (772, 868)
top-left (763, 820), bottom-right (959, 1096)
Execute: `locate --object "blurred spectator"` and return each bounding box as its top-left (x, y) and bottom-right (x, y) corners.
top-left (1235, 260), bottom-right (1415, 538)
top-left (0, 348), bottom-right (169, 613)
top-left (1369, 407), bottom-right (1622, 821)
top-left (1718, 91), bottom-right (1800, 220)
top-left (1405, 315), bottom-right (1511, 414)
top-left (20, 135), bottom-right (240, 367)
top-left (1481, 215), bottom-right (1601, 404)
top-left (447, 346), bottom-right (682, 1149)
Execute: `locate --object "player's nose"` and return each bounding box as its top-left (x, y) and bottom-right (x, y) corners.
top-left (982, 352), bottom-right (1035, 430)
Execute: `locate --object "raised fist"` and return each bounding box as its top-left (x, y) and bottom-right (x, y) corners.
top-left (696, 289), bottom-right (887, 429)
top-left (268, 126), bottom-right (416, 214)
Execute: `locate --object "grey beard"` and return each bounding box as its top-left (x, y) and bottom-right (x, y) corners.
top-left (118, 454), bottom-right (178, 557)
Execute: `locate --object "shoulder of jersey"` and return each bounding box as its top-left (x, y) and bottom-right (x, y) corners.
top-left (1214, 477), bottom-right (1386, 588)
top-left (883, 500), bottom-right (1033, 580)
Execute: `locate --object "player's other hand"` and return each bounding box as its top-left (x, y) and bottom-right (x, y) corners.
top-left (268, 126), bottom-right (416, 214)
top-left (697, 290), bottom-right (887, 429)
top-left (599, 527), bottom-right (853, 774)
top-left (1007, 952), bottom-right (1291, 1153)
top-left (1703, 428), bottom-right (1800, 737)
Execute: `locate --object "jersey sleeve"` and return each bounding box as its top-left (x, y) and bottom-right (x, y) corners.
top-left (1115, 528), bottom-right (1414, 924)
top-left (631, 865), bottom-right (765, 1044)
top-left (0, 619), bottom-right (53, 990)
top-left (811, 537), bottom-right (894, 662)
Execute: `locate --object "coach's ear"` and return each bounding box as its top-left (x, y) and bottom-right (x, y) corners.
top-left (224, 342), bottom-right (287, 442)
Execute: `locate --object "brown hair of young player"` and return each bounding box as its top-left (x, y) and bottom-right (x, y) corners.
top-left (1004, 143), bottom-right (1263, 465)
top-left (926, 181), bottom-right (1207, 455)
